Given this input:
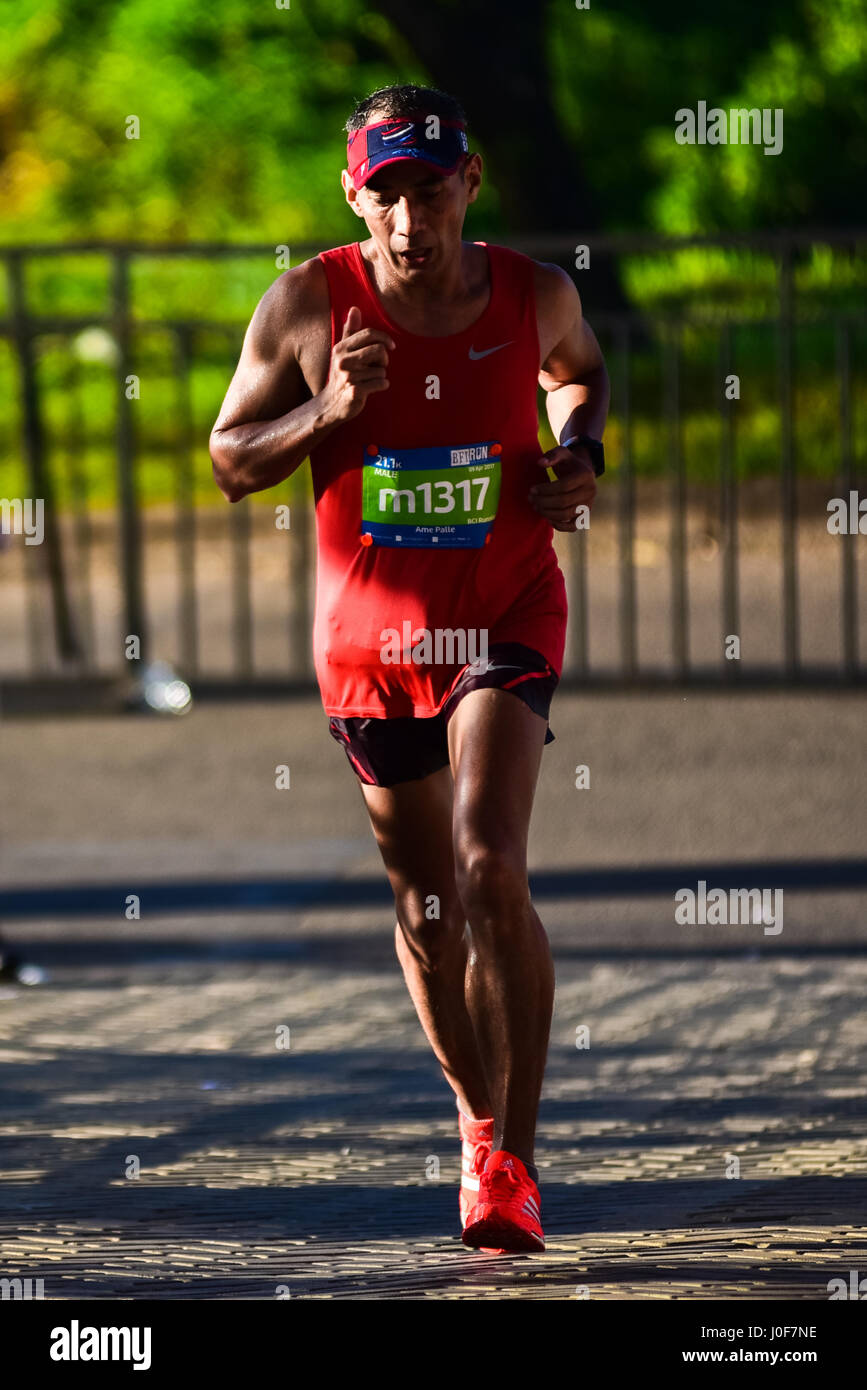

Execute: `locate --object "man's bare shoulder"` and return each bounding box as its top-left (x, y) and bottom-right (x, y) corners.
top-left (247, 257), bottom-right (331, 362)
top-left (531, 260), bottom-right (584, 364)
top-left (532, 260), bottom-right (582, 323)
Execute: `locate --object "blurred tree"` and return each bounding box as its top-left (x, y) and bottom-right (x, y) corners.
top-left (1, 0), bottom-right (864, 249)
top-left (549, 0), bottom-right (867, 233)
top-left (0, 0), bottom-right (405, 241)
top-left (372, 0), bottom-right (631, 310)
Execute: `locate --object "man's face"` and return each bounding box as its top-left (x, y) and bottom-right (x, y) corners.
top-left (342, 151), bottom-right (482, 278)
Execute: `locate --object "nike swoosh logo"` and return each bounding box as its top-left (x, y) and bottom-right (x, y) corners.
top-left (468, 341), bottom-right (514, 360)
top-left (382, 123), bottom-right (414, 142)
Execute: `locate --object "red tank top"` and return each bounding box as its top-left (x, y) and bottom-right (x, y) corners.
top-left (309, 240), bottom-right (567, 718)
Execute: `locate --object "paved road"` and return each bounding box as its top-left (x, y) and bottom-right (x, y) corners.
top-left (0, 692), bottom-right (865, 1298)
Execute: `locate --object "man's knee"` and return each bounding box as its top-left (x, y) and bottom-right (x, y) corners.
top-left (453, 839), bottom-right (530, 930)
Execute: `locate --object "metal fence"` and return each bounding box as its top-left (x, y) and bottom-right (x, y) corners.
top-left (1, 230), bottom-right (865, 700)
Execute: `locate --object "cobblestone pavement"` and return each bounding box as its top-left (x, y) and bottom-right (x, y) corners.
top-left (1, 694), bottom-right (865, 1299)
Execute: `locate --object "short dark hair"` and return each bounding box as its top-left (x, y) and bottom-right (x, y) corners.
top-left (345, 84), bottom-right (467, 134)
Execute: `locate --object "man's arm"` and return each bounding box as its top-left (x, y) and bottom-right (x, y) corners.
top-left (209, 262), bottom-right (394, 503)
top-left (531, 262), bottom-right (610, 531)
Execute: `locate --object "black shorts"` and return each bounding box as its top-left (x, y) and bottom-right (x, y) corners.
top-left (327, 642), bottom-right (559, 787)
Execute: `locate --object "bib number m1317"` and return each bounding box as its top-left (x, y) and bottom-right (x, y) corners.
top-left (361, 441), bottom-right (502, 549)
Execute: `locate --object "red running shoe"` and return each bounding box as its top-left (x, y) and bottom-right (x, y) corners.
top-left (458, 1110), bottom-right (494, 1230)
top-left (461, 1150), bottom-right (545, 1253)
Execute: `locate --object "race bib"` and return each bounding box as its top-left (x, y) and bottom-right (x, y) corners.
top-left (361, 441), bottom-right (502, 548)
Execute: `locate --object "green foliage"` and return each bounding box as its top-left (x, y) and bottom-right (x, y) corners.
top-left (549, 0), bottom-right (867, 234)
top-left (3, 0), bottom-right (865, 244)
top-left (1, 0), bottom-right (865, 503)
top-left (0, 0), bottom-right (426, 241)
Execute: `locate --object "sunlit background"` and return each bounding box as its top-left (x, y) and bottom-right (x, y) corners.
top-left (1, 0), bottom-right (866, 691)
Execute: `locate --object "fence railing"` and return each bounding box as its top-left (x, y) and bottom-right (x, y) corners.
top-left (1, 231), bottom-right (865, 696)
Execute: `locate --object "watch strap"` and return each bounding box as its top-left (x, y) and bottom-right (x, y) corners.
top-left (562, 433), bottom-right (605, 478)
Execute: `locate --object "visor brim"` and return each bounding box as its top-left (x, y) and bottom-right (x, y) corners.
top-left (352, 152), bottom-right (465, 190)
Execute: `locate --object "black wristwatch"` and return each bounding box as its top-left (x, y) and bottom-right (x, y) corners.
top-left (561, 432), bottom-right (605, 477)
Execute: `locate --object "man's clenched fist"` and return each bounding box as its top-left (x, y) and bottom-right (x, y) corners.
top-left (528, 446), bottom-right (597, 531)
top-left (320, 305), bottom-right (395, 424)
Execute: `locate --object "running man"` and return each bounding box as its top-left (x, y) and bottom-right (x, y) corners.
top-left (210, 84), bottom-right (609, 1253)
